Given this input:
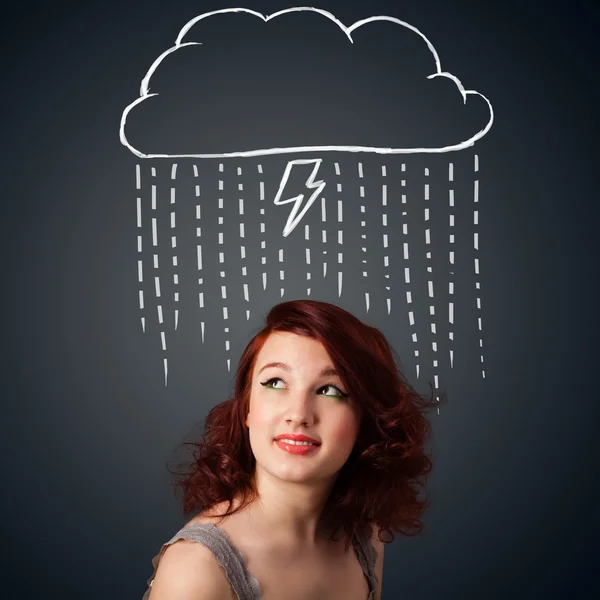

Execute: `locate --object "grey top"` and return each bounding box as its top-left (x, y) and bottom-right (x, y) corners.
top-left (142, 522), bottom-right (378, 600)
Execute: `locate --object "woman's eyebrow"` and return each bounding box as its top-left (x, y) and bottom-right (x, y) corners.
top-left (257, 362), bottom-right (338, 378)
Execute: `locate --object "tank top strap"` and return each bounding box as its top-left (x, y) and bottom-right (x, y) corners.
top-left (352, 524), bottom-right (379, 600)
top-left (142, 522), bottom-right (262, 600)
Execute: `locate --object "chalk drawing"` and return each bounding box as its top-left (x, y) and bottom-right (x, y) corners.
top-left (121, 7), bottom-right (493, 401)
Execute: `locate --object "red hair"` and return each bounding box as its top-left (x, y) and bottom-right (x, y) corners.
top-left (168, 299), bottom-right (445, 551)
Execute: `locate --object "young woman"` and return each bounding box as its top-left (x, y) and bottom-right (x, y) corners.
top-left (143, 299), bottom-right (443, 599)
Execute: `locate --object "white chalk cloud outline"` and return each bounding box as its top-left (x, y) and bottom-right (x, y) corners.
top-left (119, 6), bottom-right (494, 158)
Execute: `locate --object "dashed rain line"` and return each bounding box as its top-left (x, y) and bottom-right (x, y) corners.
top-left (170, 163), bottom-right (179, 331)
top-left (305, 223), bottom-right (312, 296)
top-left (473, 154), bottom-right (485, 379)
top-left (334, 161), bottom-right (343, 297)
top-left (257, 164), bottom-right (268, 294)
top-left (279, 248), bottom-right (284, 297)
top-left (381, 164), bottom-right (391, 315)
top-left (424, 167), bottom-right (441, 400)
top-left (448, 161), bottom-right (455, 368)
top-left (400, 163), bottom-right (420, 379)
top-left (218, 163), bottom-right (232, 372)
top-left (192, 163), bottom-right (205, 344)
top-left (151, 167), bottom-right (168, 385)
top-left (136, 164), bottom-right (145, 334)
top-left (237, 166), bottom-right (251, 321)
top-left (358, 161), bottom-right (369, 313)
top-left (321, 196), bottom-right (327, 279)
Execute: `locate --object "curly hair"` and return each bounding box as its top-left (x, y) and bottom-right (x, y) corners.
top-left (168, 299), bottom-right (446, 552)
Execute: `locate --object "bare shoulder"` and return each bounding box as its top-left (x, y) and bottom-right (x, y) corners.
top-left (185, 499), bottom-right (238, 527)
top-left (149, 538), bottom-right (235, 600)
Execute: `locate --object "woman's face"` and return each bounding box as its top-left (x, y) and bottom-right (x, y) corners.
top-left (245, 331), bottom-right (362, 486)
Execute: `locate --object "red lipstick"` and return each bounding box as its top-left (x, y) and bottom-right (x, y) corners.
top-left (274, 433), bottom-right (321, 444)
top-left (274, 433), bottom-right (321, 456)
top-left (275, 440), bottom-right (321, 455)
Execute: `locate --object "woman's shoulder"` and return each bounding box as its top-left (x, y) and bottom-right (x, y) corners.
top-left (184, 499), bottom-right (240, 528)
top-left (151, 537), bottom-right (231, 595)
top-left (146, 507), bottom-right (240, 600)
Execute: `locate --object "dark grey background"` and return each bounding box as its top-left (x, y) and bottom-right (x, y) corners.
top-left (2, 1), bottom-right (597, 599)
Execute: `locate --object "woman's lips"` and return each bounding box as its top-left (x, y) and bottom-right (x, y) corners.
top-left (275, 440), bottom-right (321, 455)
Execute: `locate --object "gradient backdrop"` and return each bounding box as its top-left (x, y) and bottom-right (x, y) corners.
top-left (2, 0), bottom-right (597, 598)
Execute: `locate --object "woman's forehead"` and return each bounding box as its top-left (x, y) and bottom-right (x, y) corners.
top-left (260, 331), bottom-right (325, 352)
top-left (250, 340), bottom-right (346, 389)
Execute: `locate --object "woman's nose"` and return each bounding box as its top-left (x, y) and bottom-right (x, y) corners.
top-left (284, 390), bottom-right (317, 425)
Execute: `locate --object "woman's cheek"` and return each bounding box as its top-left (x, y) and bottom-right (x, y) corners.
top-left (328, 413), bottom-right (360, 446)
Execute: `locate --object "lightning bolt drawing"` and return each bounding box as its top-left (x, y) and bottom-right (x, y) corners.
top-left (273, 158), bottom-right (326, 237)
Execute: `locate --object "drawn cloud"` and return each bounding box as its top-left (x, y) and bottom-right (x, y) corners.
top-left (120, 7), bottom-right (494, 158)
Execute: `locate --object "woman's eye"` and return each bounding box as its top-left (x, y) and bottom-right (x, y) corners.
top-left (320, 385), bottom-right (346, 398)
top-left (260, 378), bottom-right (347, 398)
top-left (262, 377), bottom-right (284, 389)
